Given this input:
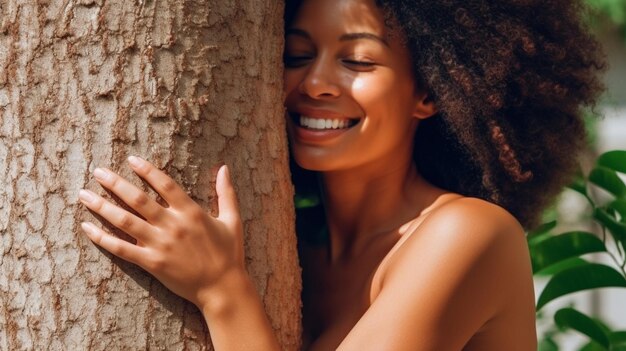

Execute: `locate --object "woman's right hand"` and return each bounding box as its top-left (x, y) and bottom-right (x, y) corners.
top-left (78, 156), bottom-right (247, 309)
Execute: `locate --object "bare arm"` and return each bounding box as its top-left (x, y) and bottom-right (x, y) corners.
top-left (335, 198), bottom-right (536, 351)
top-left (199, 269), bottom-right (280, 350)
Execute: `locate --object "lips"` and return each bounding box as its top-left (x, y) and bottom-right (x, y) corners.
top-left (288, 108), bottom-right (361, 130)
top-left (293, 114), bottom-right (360, 130)
top-left (287, 110), bottom-right (362, 144)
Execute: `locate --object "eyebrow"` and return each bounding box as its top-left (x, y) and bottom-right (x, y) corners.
top-left (285, 28), bottom-right (389, 47)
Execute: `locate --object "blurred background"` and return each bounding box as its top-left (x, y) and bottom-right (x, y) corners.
top-left (535, 1), bottom-right (626, 349)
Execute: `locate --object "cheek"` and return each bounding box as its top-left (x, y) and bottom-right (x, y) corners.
top-left (283, 71), bottom-right (301, 100)
top-left (349, 74), bottom-right (407, 112)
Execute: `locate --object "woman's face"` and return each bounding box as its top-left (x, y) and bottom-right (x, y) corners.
top-left (284, 0), bottom-right (432, 172)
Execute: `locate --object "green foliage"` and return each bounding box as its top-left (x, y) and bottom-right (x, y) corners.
top-left (531, 149), bottom-right (626, 350)
top-left (555, 308), bottom-right (610, 348)
top-left (294, 193), bottom-right (320, 209)
top-left (589, 167), bottom-right (626, 198)
top-left (536, 263), bottom-right (626, 311)
top-left (530, 231), bottom-right (606, 273)
top-left (585, 0), bottom-right (626, 40)
top-left (598, 151), bottom-right (626, 173)
top-left (586, 0), bottom-right (626, 26)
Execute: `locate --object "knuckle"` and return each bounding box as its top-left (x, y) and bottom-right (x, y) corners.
top-left (118, 213), bottom-right (134, 230)
top-left (90, 229), bottom-right (104, 245)
top-left (140, 165), bottom-right (152, 179)
top-left (188, 206), bottom-right (206, 222)
top-left (91, 197), bottom-right (105, 212)
top-left (160, 178), bottom-right (177, 193)
top-left (169, 225), bottom-right (187, 240)
top-left (129, 192), bottom-right (149, 208)
top-left (108, 174), bottom-right (120, 187)
top-left (109, 239), bottom-right (124, 256)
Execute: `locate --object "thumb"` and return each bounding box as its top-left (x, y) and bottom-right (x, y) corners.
top-left (216, 164), bottom-right (241, 227)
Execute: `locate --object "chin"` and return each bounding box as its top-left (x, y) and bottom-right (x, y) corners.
top-left (292, 150), bottom-right (329, 172)
top-left (290, 146), bottom-right (343, 172)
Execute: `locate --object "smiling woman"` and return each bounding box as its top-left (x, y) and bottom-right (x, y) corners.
top-left (78, 0), bottom-right (606, 350)
top-left (284, 0), bottom-right (431, 174)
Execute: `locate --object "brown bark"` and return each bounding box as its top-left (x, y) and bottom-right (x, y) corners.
top-left (0, 0), bottom-right (300, 350)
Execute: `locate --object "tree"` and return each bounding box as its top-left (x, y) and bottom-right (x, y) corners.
top-left (0, 1), bottom-right (301, 350)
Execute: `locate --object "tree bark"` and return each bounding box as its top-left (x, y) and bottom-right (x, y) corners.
top-left (0, 0), bottom-right (300, 350)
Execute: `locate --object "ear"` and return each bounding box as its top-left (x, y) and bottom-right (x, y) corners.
top-left (412, 92), bottom-right (437, 120)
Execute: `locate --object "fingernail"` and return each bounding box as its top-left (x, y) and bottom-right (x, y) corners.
top-left (79, 189), bottom-right (95, 203)
top-left (128, 156), bottom-right (143, 168)
top-left (81, 222), bottom-right (95, 235)
top-left (93, 168), bottom-right (109, 181)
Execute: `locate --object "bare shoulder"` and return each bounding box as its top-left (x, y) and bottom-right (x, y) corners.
top-left (340, 196), bottom-right (536, 350)
top-left (387, 196), bottom-right (529, 270)
top-left (398, 196), bottom-right (529, 268)
top-left (384, 196), bottom-right (532, 297)
top-left (418, 195), bottom-right (526, 240)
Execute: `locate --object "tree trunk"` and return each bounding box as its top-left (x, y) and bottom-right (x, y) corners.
top-left (0, 1), bottom-right (301, 350)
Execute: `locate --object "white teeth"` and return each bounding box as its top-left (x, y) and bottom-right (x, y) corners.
top-left (299, 115), bottom-right (354, 130)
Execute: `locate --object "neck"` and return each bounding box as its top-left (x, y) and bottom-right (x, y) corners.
top-left (320, 153), bottom-right (439, 263)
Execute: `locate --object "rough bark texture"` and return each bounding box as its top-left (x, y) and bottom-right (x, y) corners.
top-left (0, 0), bottom-right (301, 350)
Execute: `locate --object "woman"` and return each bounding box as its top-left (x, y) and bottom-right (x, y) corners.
top-left (78, 0), bottom-right (605, 349)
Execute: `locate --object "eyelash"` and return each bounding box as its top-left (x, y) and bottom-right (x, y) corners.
top-left (343, 59), bottom-right (375, 67)
top-left (283, 56), bottom-right (311, 67)
top-left (283, 55), bottom-right (376, 69)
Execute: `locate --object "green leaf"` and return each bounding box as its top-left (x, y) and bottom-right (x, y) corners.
top-left (536, 257), bottom-right (589, 277)
top-left (529, 220), bottom-right (558, 236)
top-left (610, 331), bottom-right (626, 348)
top-left (578, 340), bottom-right (608, 351)
top-left (589, 167), bottom-right (626, 198)
top-left (593, 208), bottom-right (626, 247)
top-left (530, 231), bottom-right (606, 274)
top-left (568, 171), bottom-right (589, 198)
top-left (294, 194), bottom-right (320, 209)
top-left (538, 337), bottom-right (559, 351)
top-left (597, 150), bottom-right (626, 174)
top-left (529, 232), bottom-right (555, 247)
top-left (554, 308), bottom-right (610, 348)
top-left (528, 220), bottom-right (558, 244)
top-left (608, 199), bottom-right (626, 221)
top-left (536, 263), bottom-right (626, 311)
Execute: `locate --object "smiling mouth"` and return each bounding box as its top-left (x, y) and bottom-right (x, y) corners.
top-left (290, 113), bottom-right (360, 130)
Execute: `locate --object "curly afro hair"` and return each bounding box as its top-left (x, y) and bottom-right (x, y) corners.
top-left (286, 0), bottom-right (606, 230)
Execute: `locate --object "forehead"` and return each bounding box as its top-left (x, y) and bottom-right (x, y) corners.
top-left (289, 0), bottom-right (387, 36)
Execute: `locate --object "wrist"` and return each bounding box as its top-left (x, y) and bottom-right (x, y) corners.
top-left (196, 268), bottom-right (281, 350)
top-left (197, 268), bottom-right (256, 318)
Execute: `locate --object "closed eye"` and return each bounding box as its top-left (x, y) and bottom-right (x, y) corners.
top-left (343, 59), bottom-right (377, 71)
top-left (283, 56), bottom-right (378, 70)
top-left (343, 60), bottom-right (376, 67)
top-left (284, 55), bottom-right (312, 68)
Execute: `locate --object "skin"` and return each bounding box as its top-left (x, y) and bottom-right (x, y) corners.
top-left (78, 0), bottom-right (538, 349)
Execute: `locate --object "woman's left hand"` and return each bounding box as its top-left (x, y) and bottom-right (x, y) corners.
top-left (78, 156), bottom-right (245, 308)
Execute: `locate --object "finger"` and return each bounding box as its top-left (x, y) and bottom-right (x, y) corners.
top-left (127, 156), bottom-right (194, 209)
top-left (92, 167), bottom-right (166, 223)
top-left (216, 165), bottom-right (241, 227)
top-left (79, 189), bottom-right (155, 245)
top-left (80, 221), bottom-right (148, 267)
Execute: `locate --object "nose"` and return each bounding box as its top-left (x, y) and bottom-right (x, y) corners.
top-left (298, 56), bottom-right (341, 99)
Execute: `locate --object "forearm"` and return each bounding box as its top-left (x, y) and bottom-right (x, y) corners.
top-left (200, 270), bottom-right (281, 351)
